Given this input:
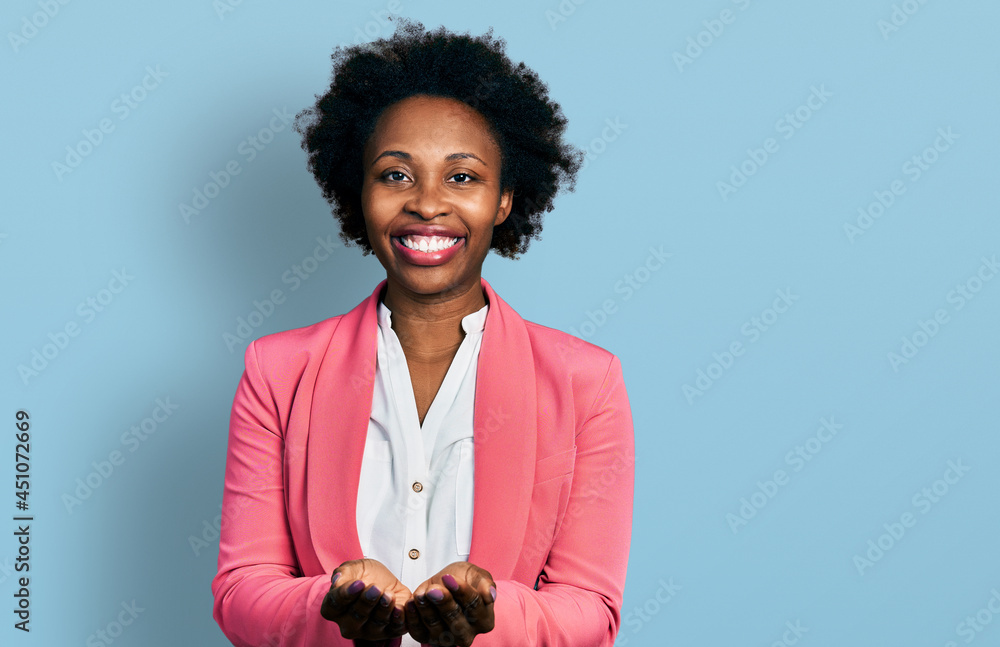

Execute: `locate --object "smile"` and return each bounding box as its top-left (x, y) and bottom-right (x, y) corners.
top-left (390, 235), bottom-right (466, 267)
top-left (395, 235), bottom-right (461, 253)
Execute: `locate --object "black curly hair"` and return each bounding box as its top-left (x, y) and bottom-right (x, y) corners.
top-left (293, 18), bottom-right (583, 260)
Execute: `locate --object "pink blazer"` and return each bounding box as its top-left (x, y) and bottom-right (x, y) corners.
top-left (212, 277), bottom-right (635, 646)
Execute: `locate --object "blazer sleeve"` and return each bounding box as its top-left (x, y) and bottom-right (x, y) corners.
top-left (211, 340), bottom-right (350, 647)
top-left (478, 355), bottom-right (635, 647)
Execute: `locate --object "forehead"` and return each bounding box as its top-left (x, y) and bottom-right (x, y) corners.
top-left (364, 94), bottom-right (500, 161)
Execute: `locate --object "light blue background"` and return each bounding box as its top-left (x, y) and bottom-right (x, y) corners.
top-left (3, 0), bottom-right (999, 645)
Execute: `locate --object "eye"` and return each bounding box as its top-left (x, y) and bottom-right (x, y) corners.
top-left (385, 171), bottom-right (408, 182)
top-left (451, 173), bottom-right (474, 183)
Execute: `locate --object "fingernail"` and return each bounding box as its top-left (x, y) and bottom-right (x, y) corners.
top-left (364, 586), bottom-right (381, 601)
top-left (427, 589), bottom-right (444, 603)
top-left (442, 574), bottom-right (459, 591)
top-left (380, 593), bottom-right (392, 607)
top-left (416, 594), bottom-right (427, 606)
top-left (392, 606), bottom-right (403, 619)
top-left (331, 572), bottom-right (341, 585)
top-left (490, 586), bottom-right (497, 601)
top-left (347, 580), bottom-right (365, 595)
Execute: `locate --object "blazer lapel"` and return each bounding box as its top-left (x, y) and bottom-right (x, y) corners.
top-left (468, 278), bottom-right (537, 578)
top-left (306, 281), bottom-right (384, 571)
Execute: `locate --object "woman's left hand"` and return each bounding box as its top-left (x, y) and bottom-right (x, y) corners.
top-left (405, 561), bottom-right (496, 646)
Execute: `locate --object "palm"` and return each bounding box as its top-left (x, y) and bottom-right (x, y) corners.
top-left (321, 559), bottom-right (412, 641)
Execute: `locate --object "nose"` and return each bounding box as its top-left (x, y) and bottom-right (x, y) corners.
top-left (403, 179), bottom-right (451, 220)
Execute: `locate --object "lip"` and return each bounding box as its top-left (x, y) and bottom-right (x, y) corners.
top-left (391, 235), bottom-right (465, 266)
top-left (390, 225), bottom-right (466, 238)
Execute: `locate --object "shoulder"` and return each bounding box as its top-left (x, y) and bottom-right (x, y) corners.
top-left (485, 279), bottom-right (620, 380)
top-left (486, 280), bottom-right (625, 395)
top-left (521, 317), bottom-right (625, 403)
top-left (523, 319), bottom-right (616, 366)
top-left (241, 314), bottom-right (345, 378)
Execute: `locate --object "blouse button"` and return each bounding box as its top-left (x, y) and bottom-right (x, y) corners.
top-left (412, 482), bottom-right (423, 493)
top-left (408, 549), bottom-right (420, 560)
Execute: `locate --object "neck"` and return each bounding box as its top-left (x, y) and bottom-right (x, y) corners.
top-left (381, 278), bottom-right (488, 361)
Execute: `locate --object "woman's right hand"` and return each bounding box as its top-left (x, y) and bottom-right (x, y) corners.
top-left (320, 558), bottom-right (411, 643)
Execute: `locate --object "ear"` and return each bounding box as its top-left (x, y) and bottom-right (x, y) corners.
top-left (494, 188), bottom-right (514, 227)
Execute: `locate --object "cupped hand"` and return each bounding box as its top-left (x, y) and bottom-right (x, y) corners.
top-left (320, 558), bottom-right (411, 643)
top-left (405, 561), bottom-right (496, 646)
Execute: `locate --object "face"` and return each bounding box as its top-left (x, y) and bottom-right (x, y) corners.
top-left (361, 94), bottom-right (513, 301)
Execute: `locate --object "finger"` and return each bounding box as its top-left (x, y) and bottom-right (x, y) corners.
top-left (320, 576), bottom-right (364, 620)
top-left (405, 599), bottom-right (430, 643)
top-left (414, 591), bottom-right (445, 632)
top-left (417, 588), bottom-right (466, 646)
top-left (387, 587), bottom-right (411, 633)
top-left (350, 583), bottom-right (384, 624)
top-left (428, 587), bottom-right (475, 646)
top-left (444, 573), bottom-right (495, 632)
top-left (363, 592), bottom-right (394, 633)
top-left (386, 602), bottom-right (407, 637)
top-left (465, 570), bottom-right (497, 609)
top-left (323, 580), bottom-right (378, 634)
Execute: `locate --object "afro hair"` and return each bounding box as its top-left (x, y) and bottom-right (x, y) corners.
top-left (293, 18), bottom-right (583, 259)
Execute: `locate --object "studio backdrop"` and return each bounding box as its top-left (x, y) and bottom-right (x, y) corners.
top-left (2, 0), bottom-right (998, 645)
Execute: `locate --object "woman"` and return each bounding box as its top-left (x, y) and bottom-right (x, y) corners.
top-left (212, 20), bottom-right (635, 647)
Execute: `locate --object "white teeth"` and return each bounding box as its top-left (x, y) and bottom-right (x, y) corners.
top-left (400, 235), bottom-right (459, 252)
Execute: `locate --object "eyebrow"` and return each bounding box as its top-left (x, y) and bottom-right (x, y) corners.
top-left (369, 150), bottom-right (488, 168)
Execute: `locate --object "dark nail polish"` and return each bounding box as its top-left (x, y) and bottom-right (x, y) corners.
top-left (490, 586), bottom-right (497, 601)
top-left (380, 593), bottom-right (392, 607)
top-left (427, 589), bottom-right (444, 603)
top-left (442, 574), bottom-right (459, 591)
top-left (331, 572), bottom-right (341, 585)
top-left (416, 594), bottom-right (427, 605)
top-left (347, 580), bottom-right (365, 595)
top-left (364, 586), bottom-right (381, 601)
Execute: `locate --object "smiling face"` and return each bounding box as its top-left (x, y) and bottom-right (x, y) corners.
top-left (361, 94), bottom-right (512, 302)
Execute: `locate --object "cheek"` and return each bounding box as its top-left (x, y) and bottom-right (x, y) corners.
top-left (459, 190), bottom-right (501, 215)
top-left (364, 183), bottom-right (405, 210)
top-left (360, 183), bottom-right (377, 214)
top-left (361, 189), bottom-right (391, 230)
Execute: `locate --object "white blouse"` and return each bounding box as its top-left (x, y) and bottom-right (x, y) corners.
top-left (355, 297), bottom-right (488, 624)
